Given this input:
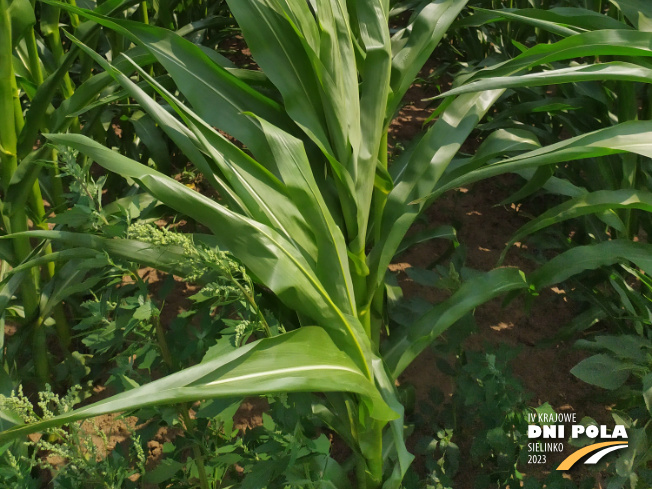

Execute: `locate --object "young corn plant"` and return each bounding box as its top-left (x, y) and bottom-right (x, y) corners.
top-left (4, 1), bottom-right (652, 487)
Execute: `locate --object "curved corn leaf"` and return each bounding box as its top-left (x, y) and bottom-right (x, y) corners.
top-left (431, 62), bottom-right (652, 100)
top-left (499, 165), bottom-right (554, 205)
top-left (419, 121), bottom-right (652, 204)
top-left (459, 30), bottom-right (652, 83)
top-left (440, 128), bottom-right (541, 184)
top-left (457, 7), bottom-right (628, 36)
top-left (396, 225), bottom-right (457, 255)
top-left (388, 0), bottom-right (468, 119)
top-left (225, 0), bottom-right (331, 154)
top-left (0, 327), bottom-right (397, 443)
top-left (503, 190), bottom-right (652, 260)
top-left (610, 0), bottom-right (652, 32)
top-left (384, 267), bottom-right (528, 378)
top-left (252, 116), bottom-right (357, 316)
top-left (1, 231), bottom-right (193, 276)
top-left (1, 249), bottom-right (100, 279)
top-left (530, 240), bottom-right (652, 290)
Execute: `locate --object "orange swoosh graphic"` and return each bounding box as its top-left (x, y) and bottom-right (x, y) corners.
top-left (557, 441), bottom-right (628, 470)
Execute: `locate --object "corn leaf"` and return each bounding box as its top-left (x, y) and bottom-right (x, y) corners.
top-left (431, 62), bottom-right (652, 100)
top-left (503, 190), bottom-right (652, 259)
top-left (530, 240), bottom-right (652, 290)
top-left (461, 29), bottom-right (652, 82)
top-left (388, 0), bottom-right (468, 118)
top-left (420, 121), bottom-right (652, 203)
top-left (225, 0), bottom-right (331, 154)
top-left (610, 0), bottom-right (652, 32)
top-left (0, 327), bottom-right (396, 443)
top-left (368, 90), bottom-right (504, 297)
top-left (384, 268), bottom-right (528, 377)
top-left (457, 7), bottom-right (628, 35)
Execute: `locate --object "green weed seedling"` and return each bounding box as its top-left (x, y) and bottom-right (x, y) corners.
top-left (0, 385), bottom-right (146, 489)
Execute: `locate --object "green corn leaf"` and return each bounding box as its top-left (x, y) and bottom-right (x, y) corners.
top-left (252, 116), bottom-right (357, 316)
top-left (440, 128), bottom-right (541, 184)
top-left (419, 121), bottom-right (652, 204)
top-left (458, 7), bottom-right (628, 36)
top-left (503, 190), bottom-right (652, 260)
top-left (610, 0), bottom-right (652, 32)
top-left (307, 0), bottom-right (360, 168)
top-left (388, 0), bottom-right (468, 118)
top-left (353, 0), bottom-right (392, 248)
top-left (459, 29), bottom-right (652, 83)
top-left (384, 267), bottom-right (528, 377)
top-left (1, 249), bottom-right (100, 280)
top-left (0, 327), bottom-right (397, 443)
top-left (430, 62), bottom-right (652, 100)
top-left (396, 225), bottom-right (457, 255)
top-left (530, 240), bottom-right (652, 290)
top-left (1, 231), bottom-right (193, 277)
top-left (499, 165), bottom-right (554, 206)
top-left (225, 0), bottom-right (331, 153)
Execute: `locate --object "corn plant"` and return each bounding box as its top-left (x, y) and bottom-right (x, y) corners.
top-left (4, 1), bottom-right (652, 487)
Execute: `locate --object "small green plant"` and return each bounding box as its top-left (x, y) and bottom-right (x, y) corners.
top-left (568, 280), bottom-right (652, 489)
top-left (0, 385), bottom-right (146, 489)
